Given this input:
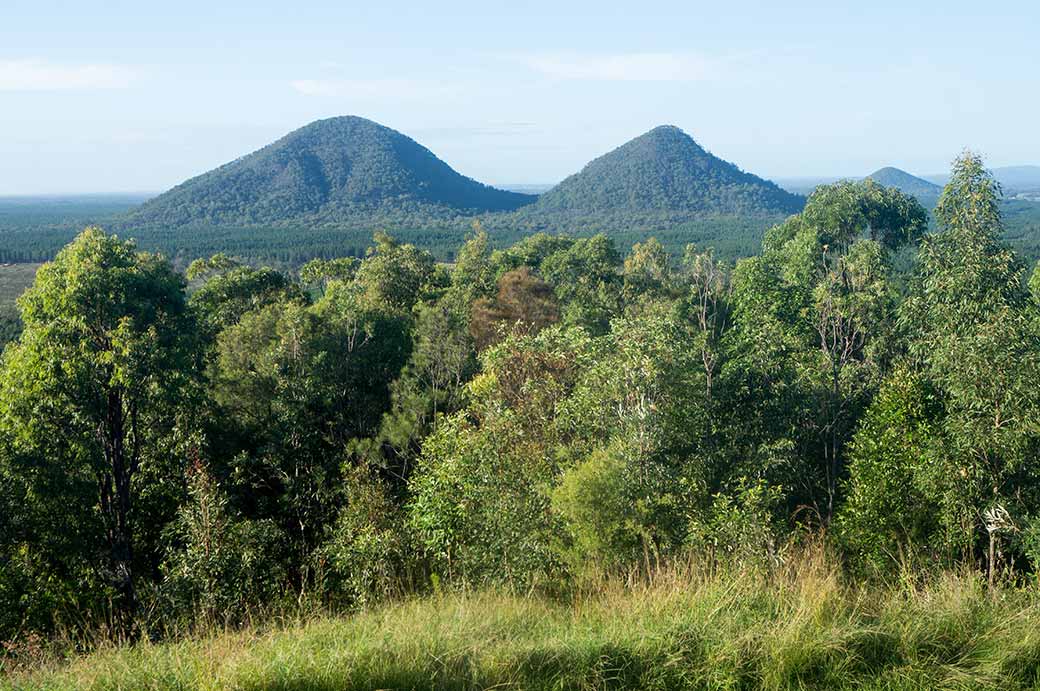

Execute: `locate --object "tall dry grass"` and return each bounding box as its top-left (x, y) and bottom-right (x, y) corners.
top-left (6, 551), bottom-right (1040, 689)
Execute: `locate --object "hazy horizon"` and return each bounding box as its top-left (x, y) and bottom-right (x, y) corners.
top-left (3, 0), bottom-right (1040, 195)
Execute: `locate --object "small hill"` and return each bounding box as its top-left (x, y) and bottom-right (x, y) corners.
top-left (129, 116), bottom-right (535, 227)
top-left (529, 126), bottom-right (804, 216)
top-left (773, 176), bottom-right (843, 195)
top-left (865, 167), bottom-right (942, 204)
top-left (993, 165), bottom-right (1040, 193)
top-left (924, 166), bottom-right (1040, 194)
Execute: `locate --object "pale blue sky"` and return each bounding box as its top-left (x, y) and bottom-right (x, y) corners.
top-left (2, 0), bottom-right (1037, 194)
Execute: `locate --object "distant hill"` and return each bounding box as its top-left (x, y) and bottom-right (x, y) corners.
top-left (128, 116), bottom-right (535, 227)
top-left (925, 165), bottom-right (1040, 195)
top-left (776, 168), bottom-right (942, 203)
top-left (993, 166), bottom-right (1040, 190)
top-left (527, 126), bottom-right (804, 217)
top-left (993, 166), bottom-right (1040, 200)
top-left (497, 183), bottom-right (555, 195)
top-left (866, 167), bottom-right (942, 205)
top-left (774, 176), bottom-right (843, 195)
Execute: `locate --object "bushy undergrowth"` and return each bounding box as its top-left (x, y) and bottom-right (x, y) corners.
top-left (8, 555), bottom-right (1040, 690)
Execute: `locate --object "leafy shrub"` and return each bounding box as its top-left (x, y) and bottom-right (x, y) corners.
top-left (158, 466), bottom-right (288, 629)
top-left (316, 468), bottom-right (415, 607)
top-left (552, 442), bottom-right (680, 573)
top-left (688, 478), bottom-right (785, 570)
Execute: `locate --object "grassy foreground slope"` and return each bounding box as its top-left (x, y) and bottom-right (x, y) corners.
top-left (9, 561), bottom-right (1040, 690)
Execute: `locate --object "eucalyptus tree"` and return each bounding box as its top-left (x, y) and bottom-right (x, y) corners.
top-left (299, 256), bottom-right (359, 297)
top-left (680, 245), bottom-right (731, 401)
top-left (622, 237), bottom-right (674, 304)
top-left (355, 231), bottom-right (435, 311)
top-left (408, 326), bottom-right (594, 583)
top-left (537, 234), bottom-right (623, 334)
top-left (844, 153), bottom-right (1040, 576)
top-left (0, 228), bottom-right (200, 636)
top-left (206, 279), bottom-right (410, 578)
top-left (731, 181), bottom-right (927, 523)
top-left (469, 267), bottom-right (560, 351)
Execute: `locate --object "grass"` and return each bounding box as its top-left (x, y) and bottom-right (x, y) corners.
top-left (7, 557), bottom-right (1040, 690)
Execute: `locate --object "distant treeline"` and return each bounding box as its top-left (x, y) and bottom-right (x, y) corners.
top-left (3, 196), bottom-right (1040, 269)
top-left (0, 206), bottom-right (784, 267)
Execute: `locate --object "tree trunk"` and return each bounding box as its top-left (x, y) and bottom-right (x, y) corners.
top-left (988, 530), bottom-right (996, 590)
top-left (98, 387), bottom-right (138, 640)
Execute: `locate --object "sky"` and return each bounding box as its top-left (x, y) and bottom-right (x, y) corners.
top-left (1, 0), bottom-right (1038, 194)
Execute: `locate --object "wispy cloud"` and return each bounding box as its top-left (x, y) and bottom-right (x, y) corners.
top-left (0, 59), bottom-right (139, 91)
top-left (516, 52), bottom-right (724, 82)
top-left (289, 78), bottom-right (459, 101)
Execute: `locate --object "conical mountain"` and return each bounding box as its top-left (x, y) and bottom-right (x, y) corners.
top-left (531, 125), bottom-right (804, 216)
top-left (130, 116), bottom-right (535, 227)
top-left (865, 166), bottom-right (941, 204)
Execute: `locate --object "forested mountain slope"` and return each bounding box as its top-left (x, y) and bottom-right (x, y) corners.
top-left (528, 125), bottom-right (804, 216)
top-left (866, 166), bottom-right (942, 205)
top-left (128, 116), bottom-right (535, 227)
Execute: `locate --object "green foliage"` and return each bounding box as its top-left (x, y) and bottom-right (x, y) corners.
top-left (317, 468), bottom-right (414, 607)
top-left (187, 255), bottom-right (302, 339)
top-left (800, 179), bottom-right (928, 251)
top-left (891, 152), bottom-right (1040, 571)
top-left (408, 327), bottom-right (593, 583)
top-left (206, 282), bottom-right (410, 566)
top-left (350, 299), bottom-right (477, 489)
top-left (354, 231), bottom-right (435, 311)
top-left (444, 225), bottom-right (496, 308)
top-left (622, 237), bottom-right (674, 303)
top-left (8, 150), bottom-right (1040, 674)
top-left (837, 371), bottom-right (944, 572)
top-left (729, 181), bottom-right (917, 523)
top-left (0, 228), bottom-right (200, 636)
top-left (688, 478), bottom-right (785, 569)
top-left (299, 256), bottom-right (358, 295)
top-left (158, 464), bottom-right (287, 628)
top-left (552, 442), bottom-right (680, 573)
top-left (539, 234), bottom-right (623, 333)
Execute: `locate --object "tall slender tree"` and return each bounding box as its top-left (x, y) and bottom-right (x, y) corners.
top-left (0, 228), bottom-right (198, 636)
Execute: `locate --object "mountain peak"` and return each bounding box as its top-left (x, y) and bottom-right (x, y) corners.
top-left (644, 124), bottom-right (688, 137)
top-left (129, 116), bottom-right (535, 227)
top-left (865, 167), bottom-right (941, 204)
top-left (531, 126), bottom-right (803, 215)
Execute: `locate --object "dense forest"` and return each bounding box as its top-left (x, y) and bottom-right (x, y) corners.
top-left (3, 152), bottom-right (1040, 675)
